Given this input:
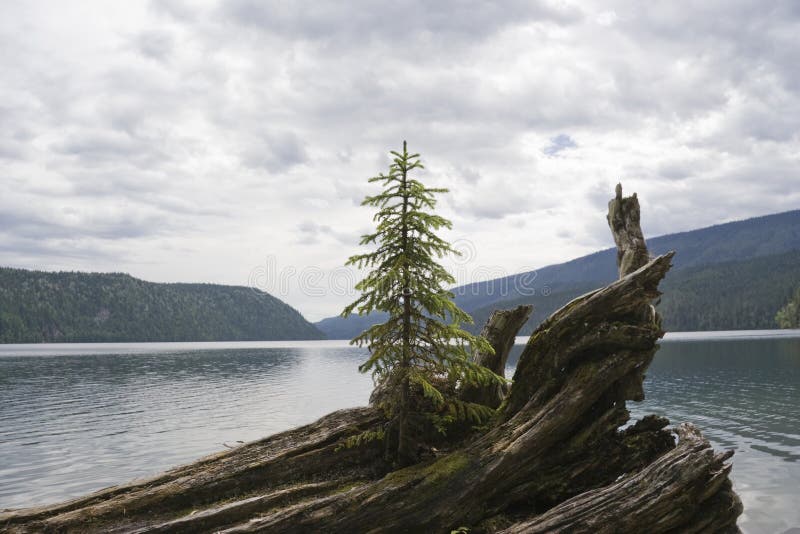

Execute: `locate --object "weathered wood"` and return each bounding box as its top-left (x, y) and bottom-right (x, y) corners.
top-left (607, 182), bottom-right (651, 277)
top-left (155, 255), bottom-right (684, 533)
top-left (461, 304), bottom-right (533, 408)
top-left (499, 424), bottom-right (742, 534)
top-left (0, 407), bottom-right (385, 533)
top-left (1, 186), bottom-right (742, 533)
top-left (1, 257), bottom-right (684, 533)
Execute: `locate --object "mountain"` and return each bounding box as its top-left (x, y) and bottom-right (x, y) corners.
top-left (0, 268), bottom-right (324, 343)
top-left (315, 311), bottom-right (389, 342)
top-left (466, 250), bottom-right (800, 335)
top-left (317, 209), bottom-right (800, 338)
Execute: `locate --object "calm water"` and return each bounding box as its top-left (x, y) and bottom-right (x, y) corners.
top-left (1, 333), bottom-right (798, 534)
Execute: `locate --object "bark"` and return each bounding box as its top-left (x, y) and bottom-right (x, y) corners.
top-left (2, 254), bottom-right (740, 533)
top-left (460, 304), bottom-right (533, 408)
top-left (220, 253), bottom-right (736, 534)
top-left (0, 408), bottom-right (387, 533)
top-left (607, 182), bottom-right (651, 277)
top-left (1, 187), bottom-right (743, 533)
top-left (499, 423), bottom-right (742, 534)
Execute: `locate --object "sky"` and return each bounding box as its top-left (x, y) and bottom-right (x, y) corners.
top-left (1, 0), bottom-right (799, 321)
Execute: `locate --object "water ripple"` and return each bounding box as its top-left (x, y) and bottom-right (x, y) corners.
top-left (1, 339), bottom-right (799, 533)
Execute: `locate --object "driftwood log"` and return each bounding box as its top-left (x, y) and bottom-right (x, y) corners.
top-left (1, 187), bottom-right (742, 533)
top-left (460, 304), bottom-right (533, 408)
top-left (607, 183), bottom-right (651, 277)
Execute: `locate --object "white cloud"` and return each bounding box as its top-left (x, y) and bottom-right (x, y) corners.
top-left (0, 0), bottom-right (798, 320)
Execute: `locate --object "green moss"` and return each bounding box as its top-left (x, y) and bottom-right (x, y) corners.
top-left (423, 452), bottom-right (471, 483)
top-left (382, 452), bottom-right (471, 492)
top-left (331, 481), bottom-right (364, 495)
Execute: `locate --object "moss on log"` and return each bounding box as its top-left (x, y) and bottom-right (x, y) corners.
top-left (0, 186), bottom-right (742, 533)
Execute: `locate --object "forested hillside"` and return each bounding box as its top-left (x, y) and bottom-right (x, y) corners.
top-left (318, 209), bottom-right (800, 337)
top-left (465, 250), bottom-right (800, 335)
top-left (776, 286), bottom-right (800, 328)
top-left (659, 250), bottom-right (800, 331)
top-left (0, 268), bottom-right (324, 343)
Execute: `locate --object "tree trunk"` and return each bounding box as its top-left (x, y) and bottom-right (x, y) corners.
top-left (2, 254), bottom-right (741, 533)
top-left (607, 182), bottom-right (651, 277)
top-left (460, 304), bottom-right (533, 408)
top-left (0, 407), bottom-right (387, 533)
top-left (1, 187), bottom-right (743, 533)
top-left (499, 423), bottom-right (741, 534)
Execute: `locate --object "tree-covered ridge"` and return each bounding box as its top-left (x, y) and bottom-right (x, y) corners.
top-left (317, 209), bottom-right (800, 337)
top-left (659, 250), bottom-right (800, 331)
top-left (320, 250), bottom-right (800, 338)
top-left (0, 267), bottom-right (324, 343)
top-left (465, 250), bottom-right (800, 335)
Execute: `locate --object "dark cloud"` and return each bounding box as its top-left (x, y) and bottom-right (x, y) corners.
top-left (0, 203), bottom-right (171, 241)
top-left (455, 167), bottom-right (482, 185)
top-left (296, 220), bottom-right (353, 245)
top-left (53, 130), bottom-right (169, 168)
top-left (149, 0), bottom-right (199, 21)
top-left (135, 30), bottom-right (175, 61)
top-left (220, 0), bottom-right (582, 46)
top-left (0, 235), bottom-right (123, 263)
top-left (240, 131), bottom-right (308, 172)
top-left (0, 139), bottom-right (26, 160)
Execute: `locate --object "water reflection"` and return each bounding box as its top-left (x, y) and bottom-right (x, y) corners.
top-left (1, 338), bottom-right (799, 533)
top-left (506, 337), bottom-right (800, 533)
top-left (0, 347), bottom-right (373, 509)
top-left (634, 338), bottom-right (800, 534)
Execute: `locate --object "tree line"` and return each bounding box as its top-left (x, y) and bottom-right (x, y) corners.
top-left (0, 268), bottom-right (324, 343)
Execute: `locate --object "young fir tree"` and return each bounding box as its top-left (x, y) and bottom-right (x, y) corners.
top-left (342, 141), bottom-right (503, 466)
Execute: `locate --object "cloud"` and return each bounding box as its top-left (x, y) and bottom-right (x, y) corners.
top-left (134, 30), bottom-right (175, 61)
top-left (0, 208), bottom-right (167, 241)
top-left (296, 220), bottom-right (354, 246)
top-left (219, 0), bottom-right (583, 47)
top-left (240, 131), bottom-right (308, 172)
top-left (0, 0), bottom-right (798, 320)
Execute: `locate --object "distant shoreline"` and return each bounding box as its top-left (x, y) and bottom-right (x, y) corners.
top-left (2, 329), bottom-right (799, 357)
top-left (660, 329), bottom-right (800, 341)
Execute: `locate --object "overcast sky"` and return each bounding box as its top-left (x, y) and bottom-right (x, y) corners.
top-left (1, 1), bottom-right (798, 320)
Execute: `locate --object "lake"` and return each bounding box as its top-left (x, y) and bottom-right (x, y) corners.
top-left (1, 331), bottom-right (798, 533)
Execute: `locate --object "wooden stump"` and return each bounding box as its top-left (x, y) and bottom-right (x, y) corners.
top-left (0, 186), bottom-right (742, 533)
top-left (460, 304), bottom-right (533, 408)
top-left (607, 182), bottom-right (651, 278)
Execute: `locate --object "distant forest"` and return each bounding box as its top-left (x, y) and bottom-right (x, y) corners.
top-left (776, 286), bottom-right (800, 328)
top-left (0, 268), bottom-right (324, 343)
top-left (3, 210), bottom-right (799, 343)
top-left (465, 250), bottom-right (800, 336)
top-left (317, 209), bottom-right (800, 338)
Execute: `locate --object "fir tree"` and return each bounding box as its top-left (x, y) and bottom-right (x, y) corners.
top-left (342, 141), bottom-right (503, 466)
